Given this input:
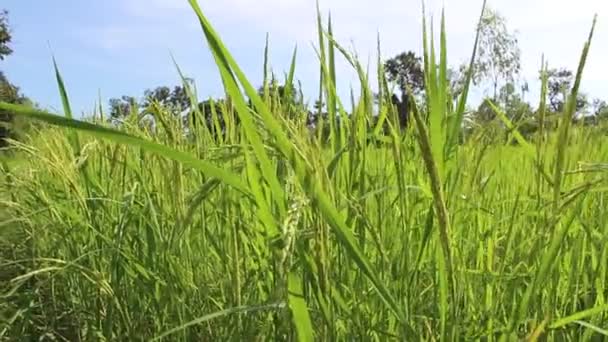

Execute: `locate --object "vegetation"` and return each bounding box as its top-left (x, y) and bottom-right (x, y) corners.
top-left (0, 10), bottom-right (13, 59)
top-left (0, 10), bottom-right (33, 149)
top-left (1, 1), bottom-right (608, 340)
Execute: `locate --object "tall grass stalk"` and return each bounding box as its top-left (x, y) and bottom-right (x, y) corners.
top-left (0, 1), bottom-right (606, 340)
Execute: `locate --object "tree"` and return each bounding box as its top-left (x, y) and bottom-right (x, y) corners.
top-left (108, 81), bottom-right (240, 141)
top-left (143, 84), bottom-right (190, 112)
top-left (0, 10), bottom-right (31, 148)
top-left (109, 83), bottom-right (192, 121)
top-left (546, 68), bottom-right (572, 112)
top-left (384, 51), bottom-right (425, 96)
top-left (471, 81), bottom-right (534, 141)
top-left (383, 51), bottom-right (424, 129)
top-left (473, 7), bottom-right (521, 100)
top-left (0, 9), bottom-right (14, 147)
top-left (447, 63), bottom-right (468, 101)
top-left (592, 98), bottom-right (608, 120)
top-left (0, 74), bottom-right (33, 147)
top-left (474, 98), bottom-right (497, 123)
top-left (187, 98), bottom-right (234, 140)
top-left (498, 82), bottom-right (532, 122)
top-left (390, 93), bottom-right (410, 129)
top-left (109, 96), bottom-right (138, 120)
top-left (544, 68), bottom-right (588, 113)
top-left (0, 10), bottom-right (13, 60)
top-left (257, 78), bottom-right (301, 107)
top-left (0, 73), bottom-right (23, 147)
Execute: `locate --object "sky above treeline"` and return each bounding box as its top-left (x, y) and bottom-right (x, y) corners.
top-left (2, 0), bottom-right (606, 116)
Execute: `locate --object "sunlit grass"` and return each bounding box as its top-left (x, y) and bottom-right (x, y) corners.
top-left (1, 1), bottom-right (607, 340)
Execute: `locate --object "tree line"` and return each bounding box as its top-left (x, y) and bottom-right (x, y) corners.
top-left (0, 10), bottom-right (34, 148)
top-left (105, 6), bottom-right (608, 141)
top-left (1, 7), bottom-right (607, 149)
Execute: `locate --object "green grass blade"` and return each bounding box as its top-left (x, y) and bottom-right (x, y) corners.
top-left (0, 102), bottom-right (251, 195)
top-left (507, 197), bottom-right (585, 335)
top-left (288, 273), bottom-right (315, 342)
top-left (52, 57), bottom-right (81, 152)
top-left (439, 9), bottom-right (449, 156)
top-left (52, 57), bottom-right (74, 120)
top-left (171, 56), bottom-right (214, 142)
top-left (447, 0), bottom-right (486, 153)
top-left (549, 304), bottom-right (608, 329)
top-left (187, 0), bottom-right (406, 326)
top-left (327, 14), bottom-right (338, 151)
top-left (283, 45), bottom-right (298, 109)
top-left (152, 302), bottom-right (284, 341)
top-left (424, 13), bottom-right (446, 179)
top-left (487, 100), bottom-right (535, 157)
top-left (571, 320), bottom-right (608, 336)
top-left (188, 0), bottom-right (288, 218)
top-left (245, 150), bottom-right (280, 237)
top-left (409, 92), bottom-right (454, 319)
top-left (263, 33), bottom-right (270, 102)
top-left (552, 16), bottom-right (596, 212)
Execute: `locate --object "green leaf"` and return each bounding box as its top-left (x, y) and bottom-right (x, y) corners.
top-left (283, 45), bottom-right (298, 108)
top-left (186, 0), bottom-right (406, 326)
top-left (52, 57), bottom-right (80, 152)
top-left (288, 273), bottom-right (315, 342)
top-left (549, 304), bottom-right (608, 329)
top-left (0, 102), bottom-right (251, 196)
top-left (152, 302), bottom-right (284, 341)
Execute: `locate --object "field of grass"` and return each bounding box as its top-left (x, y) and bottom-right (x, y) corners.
top-left (1, 1), bottom-right (608, 340)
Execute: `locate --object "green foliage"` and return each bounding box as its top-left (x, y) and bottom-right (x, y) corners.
top-left (1, 2), bottom-right (608, 341)
top-left (593, 98), bottom-right (608, 119)
top-left (545, 68), bottom-right (590, 113)
top-left (143, 84), bottom-right (192, 112)
top-left (384, 51), bottom-right (425, 95)
top-left (0, 10), bottom-right (35, 148)
top-left (0, 9), bottom-right (16, 146)
top-left (1, 72), bottom-right (31, 148)
top-left (473, 7), bottom-right (521, 99)
top-left (108, 95), bottom-right (138, 119)
top-left (109, 83), bottom-right (191, 120)
top-left (447, 63), bottom-right (468, 101)
top-left (0, 10), bottom-right (12, 60)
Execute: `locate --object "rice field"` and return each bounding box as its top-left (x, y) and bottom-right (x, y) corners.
top-left (1, 0), bottom-right (607, 340)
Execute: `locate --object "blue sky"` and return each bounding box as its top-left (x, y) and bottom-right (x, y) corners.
top-left (2, 0), bottom-right (606, 116)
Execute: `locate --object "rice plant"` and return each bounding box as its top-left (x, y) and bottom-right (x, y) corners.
top-left (1, 0), bottom-right (607, 340)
